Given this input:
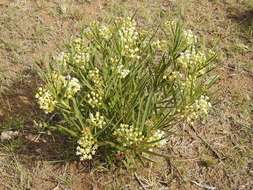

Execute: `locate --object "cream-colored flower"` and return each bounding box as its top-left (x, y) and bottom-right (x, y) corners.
top-left (64, 76), bottom-right (81, 99)
top-left (35, 87), bottom-right (56, 114)
top-left (118, 17), bottom-right (140, 59)
top-left (185, 95), bottom-right (212, 124)
top-left (87, 90), bottom-right (103, 108)
top-left (113, 124), bottom-right (144, 147)
top-left (76, 129), bottom-right (98, 160)
top-left (99, 25), bottom-right (112, 40)
top-left (117, 64), bottom-right (130, 78)
top-left (177, 50), bottom-right (206, 70)
top-left (88, 112), bottom-right (106, 129)
top-left (88, 68), bottom-right (104, 88)
top-left (147, 130), bottom-right (167, 147)
top-left (183, 29), bottom-right (197, 48)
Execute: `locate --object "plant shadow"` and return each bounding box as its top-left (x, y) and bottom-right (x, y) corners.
top-left (0, 69), bottom-right (89, 169)
top-left (0, 68), bottom-right (39, 123)
top-left (227, 8), bottom-right (253, 29)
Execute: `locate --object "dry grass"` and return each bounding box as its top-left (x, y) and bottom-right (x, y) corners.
top-left (0, 0), bottom-right (252, 189)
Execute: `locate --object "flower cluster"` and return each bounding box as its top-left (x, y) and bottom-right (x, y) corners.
top-left (36, 73), bottom-right (81, 113)
top-left (88, 112), bottom-right (106, 129)
top-left (165, 20), bottom-right (177, 31)
top-left (71, 38), bottom-right (91, 68)
top-left (177, 50), bottom-right (206, 70)
top-left (183, 30), bottom-right (197, 48)
top-left (110, 57), bottom-right (119, 65)
top-left (76, 129), bottom-right (98, 160)
top-left (50, 72), bottom-right (81, 99)
top-left (87, 68), bottom-right (104, 108)
top-left (55, 52), bottom-right (69, 66)
top-left (116, 64), bottom-right (130, 79)
top-left (64, 76), bottom-right (81, 99)
top-left (148, 130), bottom-right (167, 148)
top-left (185, 95), bottom-right (212, 124)
top-left (87, 91), bottom-right (103, 108)
top-left (35, 87), bottom-right (56, 114)
top-left (113, 124), bottom-right (144, 147)
top-left (88, 68), bottom-right (103, 88)
top-left (163, 71), bottom-right (183, 81)
top-left (99, 25), bottom-right (112, 40)
top-left (118, 17), bottom-right (140, 59)
top-left (73, 49), bottom-right (90, 67)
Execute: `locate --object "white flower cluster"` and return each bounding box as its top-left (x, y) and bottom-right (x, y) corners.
top-left (151, 40), bottom-right (161, 50)
top-left (76, 129), bottom-right (98, 160)
top-left (88, 68), bottom-right (103, 88)
top-left (164, 20), bottom-right (197, 50)
top-left (88, 112), bottom-right (106, 129)
top-left (116, 64), bottom-right (130, 78)
top-left (35, 87), bottom-right (56, 114)
top-left (110, 57), bottom-right (119, 65)
top-left (87, 68), bottom-right (104, 108)
top-left (55, 52), bottom-right (68, 66)
top-left (183, 30), bottom-right (197, 48)
top-left (150, 39), bottom-right (168, 51)
top-left (36, 73), bottom-right (81, 113)
top-left (113, 124), bottom-right (144, 147)
top-left (165, 20), bottom-right (177, 31)
top-left (64, 76), bottom-right (81, 99)
top-left (51, 73), bottom-right (81, 99)
top-left (119, 17), bottom-right (140, 59)
top-left (148, 130), bottom-right (167, 148)
top-left (185, 95), bottom-right (212, 124)
top-left (72, 38), bottom-right (84, 51)
top-left (99, 25), bottom-right (112, 40)
top-left (194, 95), bottom-right (212, 115)
top-left (87, 91), bottom-right (103, 108)
top-left (163, 71), bottom-right (183, 81)
top-left (71, 38), bottom-right (91, 68)
top-left (177, 50), bottom-right (206, 70)
top-left (73, 49), bottom-right (90, 67)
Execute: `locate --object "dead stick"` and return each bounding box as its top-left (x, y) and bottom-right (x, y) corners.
top-left (189, 125), bottom-right (222, 160)
top-left (134, 172), bottom-right (148, 190)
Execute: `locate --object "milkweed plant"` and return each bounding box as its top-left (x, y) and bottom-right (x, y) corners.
top-left (35, 17), bottom-right (216, 163)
